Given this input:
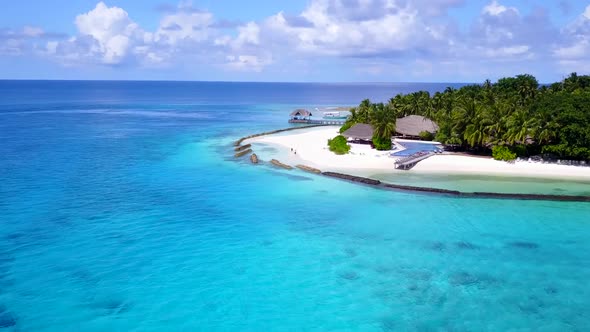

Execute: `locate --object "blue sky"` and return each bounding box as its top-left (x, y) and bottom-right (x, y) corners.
top-left (1, 0), bottom-right (589, 82)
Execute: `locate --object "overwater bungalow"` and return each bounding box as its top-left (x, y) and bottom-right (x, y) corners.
top-left (289, 109), bottom-right (313, 122)
top-left (395, 115), bottom-right (439, 139)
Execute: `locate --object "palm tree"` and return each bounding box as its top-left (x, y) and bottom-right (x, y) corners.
top-left (505, 109), bottom-right (536, 144)
top-left (357, 99), bottom-right (372, 123)
top-left (532, 109), bottom-right (556, 145)
top-left (451, 95), bottom-right (481, 142)
top-left (464, 121), bottom-right (488, 147)
top-left (371, 103), bottom-right (396, 140)
top-left (483, 100), bottom-right (509, 144)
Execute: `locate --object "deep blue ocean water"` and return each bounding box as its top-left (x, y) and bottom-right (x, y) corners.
top-left (1, 80), bottom-right (590, 331)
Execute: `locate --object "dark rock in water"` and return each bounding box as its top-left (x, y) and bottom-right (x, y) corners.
top-left (508, 241), bottom-right (539, 249)
top-left (4, 232), bottom-right (26, 241)
top-left (374, 266), bottom-right (390, 274)
top-left (449, 272), bottom-right (479, 286)
top-left (455, 241), bottom-right (479, 250)
top-left (343, 248), bottom-right (357, 258)
top-left (450, 271), bottom-right (501, 289)
top-left (323, 172), bottom-right (381, 186)
top-left (94, 298), bottom-right (131, 315)
top-left (250, 153), bottom-right (258, 164)
top-left (234, 148), bottom-right (252, 158)
top-left (338, 271), bottom-right (360, 281)
top-left (270, 159), bottom-right (293, 170)
top-left (380, 318), bottom-right (397, 332)
top-left (0, 311), bottom-right (17, 328)
top-left (406, 270), bottom-right (432, 281)
top-left (425, 241), bottom-right (446, 252)
top-left (517, 295), bottom-right (545, 314)
top-left (545, 286), bottom-right (558, 294)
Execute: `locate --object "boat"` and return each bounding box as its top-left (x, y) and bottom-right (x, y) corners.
top-left (322, 111), bottom-right (348, 119)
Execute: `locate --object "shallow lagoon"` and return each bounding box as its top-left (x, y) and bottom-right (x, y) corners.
top-left (372, 172), bottom-right (590, 196)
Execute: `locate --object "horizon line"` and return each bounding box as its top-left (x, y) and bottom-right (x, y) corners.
top-left (0, 78), bottom-right (480, 84)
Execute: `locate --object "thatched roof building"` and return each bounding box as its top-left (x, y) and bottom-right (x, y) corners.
top-left (342, 123), bottom-right (374, 141)
top-left (290, 109), bottom-right (312, 117)
top-left (395, 115), bottom-right (439, 137)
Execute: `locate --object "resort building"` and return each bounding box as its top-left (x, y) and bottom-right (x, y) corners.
top-left (341, 123), bottom-right (374, 144)
top-left (342, 115), bottom-right (439, 143)
top-left (395, 115), bottom-right (439, 139)
top-left (289, 109), bottom-right (313, 123)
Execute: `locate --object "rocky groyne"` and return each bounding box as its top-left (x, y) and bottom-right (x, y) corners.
top-left (234, 149), bottom-right (252, 158)
top-left (322, 172), bottom-right (590, 202)
top-left (270, 159), bottom-right (293, 170)
top-left (296, 165), bottom-right (322, 174)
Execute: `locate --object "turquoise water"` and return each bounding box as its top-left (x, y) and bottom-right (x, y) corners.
top-left (1, 81), bottom-right (590, 331)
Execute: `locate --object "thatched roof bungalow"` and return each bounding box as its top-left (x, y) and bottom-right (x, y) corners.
top-left (395, 115), bottom-right (439, 138)
top-left (342, 123), bottom-right (374, 141)
top-left (290, 109), bottom-right (312, 119)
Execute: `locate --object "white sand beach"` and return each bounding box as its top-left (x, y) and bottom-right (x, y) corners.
top-left (247, 126), bottom-right (590, 180)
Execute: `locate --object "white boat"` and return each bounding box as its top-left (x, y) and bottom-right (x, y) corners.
top-left (322, 111), bottom-right (348, 119)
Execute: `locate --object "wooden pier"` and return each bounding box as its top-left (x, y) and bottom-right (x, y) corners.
top-left (288, 119), bottom-right (347, 125)
top-left (394, 152), bottom-right (435, 170)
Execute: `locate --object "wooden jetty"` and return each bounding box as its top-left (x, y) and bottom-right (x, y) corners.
top-left (288, 119), bottom-right (347, 125)
top-left (394, 152), bottom-right (435, 170)
top-left (289, 108), bottom-right (348, 125)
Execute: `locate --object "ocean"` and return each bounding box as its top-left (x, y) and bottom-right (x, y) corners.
top-left (1, 80), bottom-right (589, 331)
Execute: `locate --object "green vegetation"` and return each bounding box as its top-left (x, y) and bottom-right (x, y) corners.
top-left (327, 135), bottom-right (351, 155)
top-left (492, 146), bottom-right (517, 161)
top-left (372, 136), bottom-right (391, 151)
top-left (419, 131), bottom-right (434, 141)
top-left (341, 73), bottom-right (590, 160)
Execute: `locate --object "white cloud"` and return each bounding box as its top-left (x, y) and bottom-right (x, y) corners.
top-left (554, 40), bottom-right (589, 59)
top-left (234, 22), bottom-right (260, 47)
top-left (27, 0), bottom-right (590, 79)
top-left (467, 1), bottom-right (556, 61)
top-left (262, 0), bottom-right (447, 57)
top-left (482, 0), bottom-right (518, 16)
top-left (225, 54), bottom-right (271, 72)
top-left (53, 2), bottom-right (148, 65)
top-left (22, 26), bottom-right (44, 37)
top-left (155, 10), bottom-right (214, 45)
top-left (484, 45), bottom-right (530, 57)
top-left (553, 4), bottom-right (590, 72)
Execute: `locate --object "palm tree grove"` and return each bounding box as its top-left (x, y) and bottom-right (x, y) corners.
top-left (340, 73), bottom-right (590, 161)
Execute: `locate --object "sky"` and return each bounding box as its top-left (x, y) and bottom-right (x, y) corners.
top-left (1, 0), bottom-right (589, 82)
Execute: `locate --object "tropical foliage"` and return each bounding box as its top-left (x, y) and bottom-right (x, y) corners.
top-left (492, 146), bottom-right (517, 161)
top-left (327, 135), bottom-right (351, 155)
top-left (372, 136), bottom-right (391, 151)
top-left (342, 73), bottom-right (590, 160)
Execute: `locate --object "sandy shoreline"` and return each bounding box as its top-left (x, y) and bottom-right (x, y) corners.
top-left (246, 126), bottom-right (590, 181)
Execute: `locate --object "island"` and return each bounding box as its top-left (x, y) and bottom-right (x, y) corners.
top-left (238, 73), bottom-right (590, 198)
